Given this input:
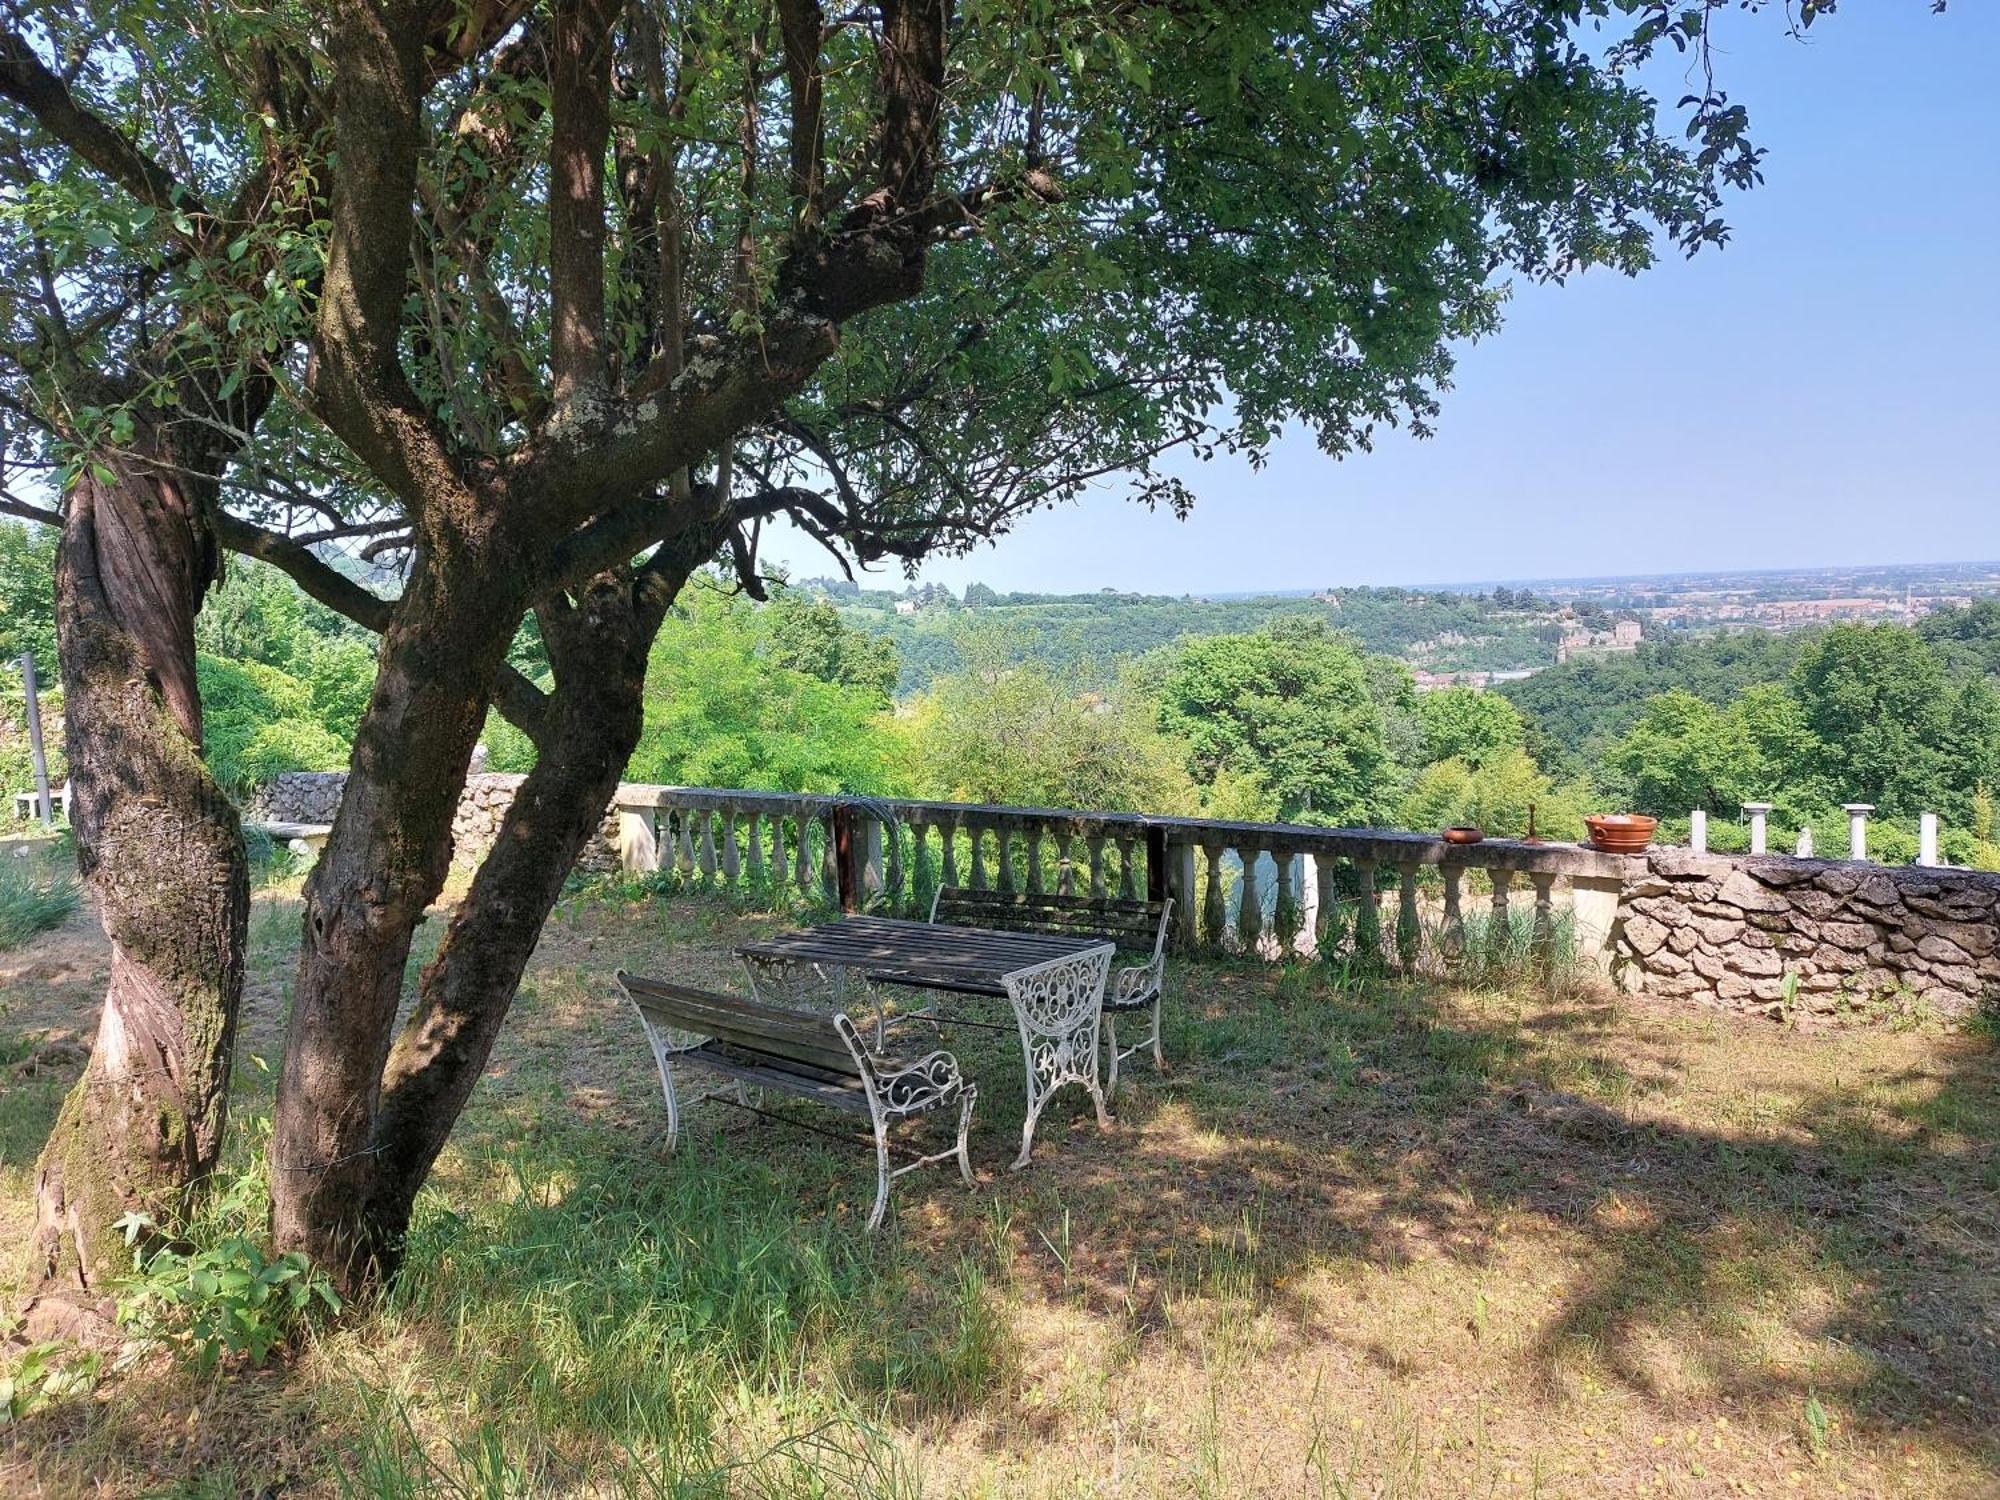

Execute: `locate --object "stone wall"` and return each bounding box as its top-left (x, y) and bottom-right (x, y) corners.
top-left (1614, 848), bottom-right (1999, 1020)
top-left (247, 770), bottom-right (618, 870)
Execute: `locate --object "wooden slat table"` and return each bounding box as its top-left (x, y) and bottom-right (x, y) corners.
top-left (736, 916), bottom-right (1116, 1167)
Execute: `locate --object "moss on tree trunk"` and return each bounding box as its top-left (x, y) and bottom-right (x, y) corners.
top-left (27, 437), bottom-right (247, 1325)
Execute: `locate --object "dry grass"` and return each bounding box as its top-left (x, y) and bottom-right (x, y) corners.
top-left (3, 878), bottom-right (1997, 1498)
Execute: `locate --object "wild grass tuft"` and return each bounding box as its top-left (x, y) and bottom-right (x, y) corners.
top-left (0, 852), bottom-right (79, 950)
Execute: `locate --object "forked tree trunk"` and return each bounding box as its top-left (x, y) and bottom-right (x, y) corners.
top-left (26, 433), bottom-right (248, 1332)
top-left (267, 542), bottom-right (524, 1286)
top-left (358, 573), bottom-right (666, 1267)
top-left (269, 538), bottom-right (704, 1288)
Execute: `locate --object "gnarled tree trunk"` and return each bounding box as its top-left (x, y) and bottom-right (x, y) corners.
top-left (27, 427), bottom-right (247, 1334)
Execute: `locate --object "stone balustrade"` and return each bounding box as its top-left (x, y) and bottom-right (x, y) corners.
top-left (607, 786), bottom-right (1635, 973)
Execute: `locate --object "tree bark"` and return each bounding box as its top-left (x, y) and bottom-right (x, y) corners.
top-left (267, 537), bottom-right (525, 1286)
top-left (27, 427), bottom-right (247, 1332)
top-left (358, 565), bottom-right (678, 1267)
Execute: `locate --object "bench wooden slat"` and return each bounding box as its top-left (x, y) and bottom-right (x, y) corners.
top-left (679, 1042), bottom-right (873, 1114)
top-left (621, 973), bottom-right (861, 1077)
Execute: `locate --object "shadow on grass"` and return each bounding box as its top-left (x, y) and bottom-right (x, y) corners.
top-left (6, 888), bottom-right (1998, 1493)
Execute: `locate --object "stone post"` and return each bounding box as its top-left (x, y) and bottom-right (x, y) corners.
top-left (1919, 812), bottom-right (1939, 868)
top-left (1569, 873), bottom-right (1623, 973)
top-left (1689, 809), bottom-right (1707, 854)
top-left (1844, 803), bottom-right (1874, 862)
top-left (617, 807), bottom-right (660, 876)
top-left (1743, 802), bottom-right (1772, 856)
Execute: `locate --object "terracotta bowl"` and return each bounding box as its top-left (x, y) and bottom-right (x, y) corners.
top-left (1441, 826), bottom-right (1485, 845)
top-left (1585, 813), bottom-right (1658, 853)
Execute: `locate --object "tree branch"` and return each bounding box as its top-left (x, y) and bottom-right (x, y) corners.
top-left (214, 513), bottom-right (394, 633)
top-left (547, 0), bottom-right (615, 406)
top-left (214, 510), bottom-right (554, 745)
top-left (0, 27), bottom-right (219, 248)
top-left (777, 0), bottom-right (825, 230)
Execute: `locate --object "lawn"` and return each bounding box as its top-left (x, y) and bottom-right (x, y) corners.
top-left (2, 874), bottom-right (1996, 1498)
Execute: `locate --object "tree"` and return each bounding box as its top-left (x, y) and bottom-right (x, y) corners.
top-left (1604, 690), bottom-right (1754, 816)
top-left (763, 592), bottom-right (900, 705)
top-left (0, 1), bottom-right (526, 1313)
top-left (1402, 747), bottom-right (1584, 842)
top-left (1160, 620), bottom-right (1392, 826)
top-left (629, 585), bottom-right (906, 794)
top-left (1416, 688), bottom-right (1525, 770)
top-left (1791, 625), bottom-right (1951, 814)
top-left (2, 0), bottom-right (1818, 1289)
top-left (913, 663), bottom-right (1200, 815)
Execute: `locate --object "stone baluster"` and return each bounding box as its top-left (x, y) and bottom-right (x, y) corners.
top-left (1314, 853), bottom-right (1339, 957)
top-left (793, 813), bottom-right (813, 892)
top-left (1844, 803), bottom-right (1874, 862)
top-left (941, 816), bottom-right (960, 889)
top-left (1027, 828), bottom-right (1045, 894)
top-left (1396, 863), bottom-right (1421, 973)
top-left (1529, 871), bottom-right (1557, 962)
top-left (1441, 864), bottom-right (1466, 959)
top-left (860, 815), bottom-right (885, 902)
top-left (882, 817), bottom-right (903, 909)
top-left (820, 816), bottom-right (840, 901)
top-left (906, 819), bottom-right (929, 910)
top-left (1116, 835), bottom-right (1138, 900)
top-left (696, 811), bottom-right (718, 881)
top-left (1352, 858), bottom-right (1381, 962)
top-left (1237, 849), bottom-right (1262, 953)
top-left (1202, 843), bottom-right (1227, 951)
top-left (1489, 868), bottom-right (1514, 954)
top-left (676, 812), bottom-right (697, 879)
top-left (997, 825), bottom-right (1017, 893)
top-left (1055, 832), bottom-right (1075, 896)
top-left (968, 823), bottom-right (989, 891)
top-left (720, 811), bottom-right (740, 885)
top-left (1087, 834), bottom-right (1107, 900)
top-left (745, 813), bottom-right (764, 887)
top-left (1170, 842), bottom-right (1199, 950)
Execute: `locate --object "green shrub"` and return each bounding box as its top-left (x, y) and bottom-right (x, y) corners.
top-left (0, 855), bottom-right (80, 949)
top-left (113, 1154), bottom-right (341, 1376)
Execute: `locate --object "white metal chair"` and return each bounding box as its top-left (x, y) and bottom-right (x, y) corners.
top-left (1102, 897), bottom-right (1173, 1101)
top-left (1003, 944), bottom-right (1115, 1169)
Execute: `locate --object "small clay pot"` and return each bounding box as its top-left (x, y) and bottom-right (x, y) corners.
top-left (1584, 813), bottom-right (1658, 853)
top-left (1441, 826), bottom-right (1485, 845)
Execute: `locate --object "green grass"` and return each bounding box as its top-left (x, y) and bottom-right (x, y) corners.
top-left (4, 886), bottom-right (1998, 1498)
top-left (0, 854), bottom-right (79, 950)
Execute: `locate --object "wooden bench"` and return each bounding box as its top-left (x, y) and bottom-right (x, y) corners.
top-left (927, 888), bottom-right (1174, 1099)
top-left (615, 971), bottom-right (976, 1231)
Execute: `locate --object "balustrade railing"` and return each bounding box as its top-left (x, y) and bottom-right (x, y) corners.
top-left (607, 787), bottom-right (1634, 972)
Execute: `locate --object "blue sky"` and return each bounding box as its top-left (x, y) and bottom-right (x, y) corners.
top-left (763, 5), bottom-right (2000, 596)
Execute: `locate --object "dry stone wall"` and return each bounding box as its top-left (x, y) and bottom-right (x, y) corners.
top-left (247, 771), bottom-right (618, 871)
top-left (1615, 847), bottom-right (1999, 1020)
